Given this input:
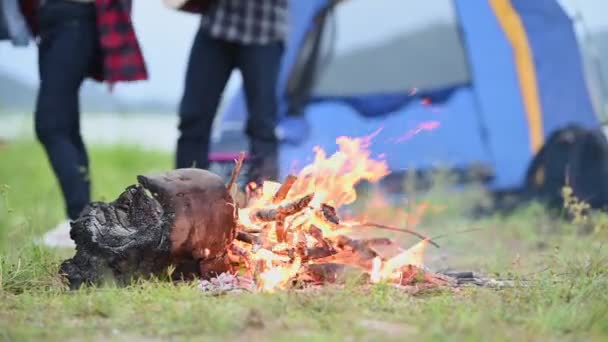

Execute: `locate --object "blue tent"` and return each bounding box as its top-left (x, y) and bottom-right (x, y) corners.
top-left (216, 0), bottom-right (599, 191)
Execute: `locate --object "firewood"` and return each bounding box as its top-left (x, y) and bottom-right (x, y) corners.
top-left (306, 246), bottom-right (337, 260)
top-left (275, 220), bottom-right (287, 243)
top-left (236, 231), bottom-right (262, 246)
top-left (250, 193), bottom-right (313, 222)
top-left (320, 204), bottom-right (340, 224)
top-left (272, 175), bottom-right (297, 203)
top-left (59, 168), bottom-right (237, 289)
top-left (308, 225), bottom-right (335, 253)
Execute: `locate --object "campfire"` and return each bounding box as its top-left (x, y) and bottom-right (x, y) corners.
top-left (220, 136), bottom-right (453, 293)
top-left (60, 133), bottom-right (491, 293)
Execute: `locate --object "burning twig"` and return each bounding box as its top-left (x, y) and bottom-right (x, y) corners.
top-left (352, 222), bottom-right (440, 248)
top-left (227, 152), bottom-right (246, 196)
top-left (272, 175), bottom-right (297, 203)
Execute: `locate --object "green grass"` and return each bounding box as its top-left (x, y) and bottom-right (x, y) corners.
top-left (1, 139), bottom-right (608, 341)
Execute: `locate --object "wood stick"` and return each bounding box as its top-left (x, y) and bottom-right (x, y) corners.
top-left (227, 152), bottom-right (246, 195)
top-left (235, 231), bottom-right (262, 246)
top-left (320, 204), bottom-right (340, 225)
top-left (275, 220), bottom-right (287, 243)
top-left (244, 228), bottom-right (262, 234)
top-left (251, 193), bottom-right (313, 222)
top-left (272, 175), bottom-right (297, 203)
top-left (352, 222), bottom-right (440, 248)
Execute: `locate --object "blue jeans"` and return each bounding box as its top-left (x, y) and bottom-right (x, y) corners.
top-left (34, 1), bottom-right (99, 220)
top-left (177, 27), bottom-right (283, 183)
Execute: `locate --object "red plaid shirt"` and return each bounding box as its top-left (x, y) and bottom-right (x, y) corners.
top-left (21, 0), bottom-right (148, 83)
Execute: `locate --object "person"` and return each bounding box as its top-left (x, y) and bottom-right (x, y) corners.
top-left (169, 0), bottom-right (288, 186)
top-left (19, 0), bottom-right (148, 246)
top-left (0, 0), bottom-right (31, 46)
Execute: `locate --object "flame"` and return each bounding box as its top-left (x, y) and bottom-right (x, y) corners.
top-left (230, 135), bottom-right (431, 292)
top-left (258, 257), bottom-right (301, 292)
top-left (370, 239), bottom-right (430, 283)
top-left (288, 136), bottom-right (390, 208)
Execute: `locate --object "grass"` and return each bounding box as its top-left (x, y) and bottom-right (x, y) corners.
top-left (1, 139), bottom-right (608, 341)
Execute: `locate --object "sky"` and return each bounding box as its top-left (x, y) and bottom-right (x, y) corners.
top-left (1, 0), bottom-right (607, 106)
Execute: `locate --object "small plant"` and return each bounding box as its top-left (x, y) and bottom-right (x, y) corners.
top-left (561, 185), bottom-right (590, 226)
top-left (561, 184), bottom-right (608, 235)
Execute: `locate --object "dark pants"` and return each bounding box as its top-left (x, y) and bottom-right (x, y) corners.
top-left (177, 26), bottom-right (284, 184)
top-left (34, 1), bottom-right (99, 220)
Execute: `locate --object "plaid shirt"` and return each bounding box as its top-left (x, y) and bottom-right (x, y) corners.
top-left (21, 0), bottom-right (148, 83)
top-left (178, 0), bottom-right (288, 45)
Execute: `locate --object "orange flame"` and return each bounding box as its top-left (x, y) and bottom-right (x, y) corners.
top-left (289, 136), bottom-right (390, 208)
top-left (232, 135), bottom-right (432, 292)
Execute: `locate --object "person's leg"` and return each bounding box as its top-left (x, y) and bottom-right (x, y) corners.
top-left (237, 41), bottom-right (284, 184)
top-left (176, 27), bottom-right (235, 169)
top-left (34, 3), bottom-right (99, 220)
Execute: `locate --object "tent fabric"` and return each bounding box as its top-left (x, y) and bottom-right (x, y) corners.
top-left (510, 0), bottom-right (599, 136)
top-left (279, 87), bottom-right (491, 177)
top-left (216, 0), bottom-right (600, 192)
top-left (308, 84), bottom-right (465, 118)
top-left (489, 0), bottom-right (545, 154)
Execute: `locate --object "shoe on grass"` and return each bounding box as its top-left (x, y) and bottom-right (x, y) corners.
top-left (41, 220), bottom-right (75, 249)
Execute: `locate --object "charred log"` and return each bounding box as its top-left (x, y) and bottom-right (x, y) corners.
top-left (59, 168), bottom-right (237, 289)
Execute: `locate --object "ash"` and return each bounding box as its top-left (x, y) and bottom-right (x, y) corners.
top-left (198, 273), bottom-right (255, 294)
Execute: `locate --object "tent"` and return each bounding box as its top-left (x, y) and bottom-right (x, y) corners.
top-left (214, 0), bottom-right (600, 191)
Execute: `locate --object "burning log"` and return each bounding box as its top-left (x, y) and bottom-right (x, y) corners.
top-left (59, 168), bottom-right (237, 289)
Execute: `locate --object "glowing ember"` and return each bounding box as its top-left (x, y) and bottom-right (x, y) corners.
top-left (226, 135), bottom-right (439, 292)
